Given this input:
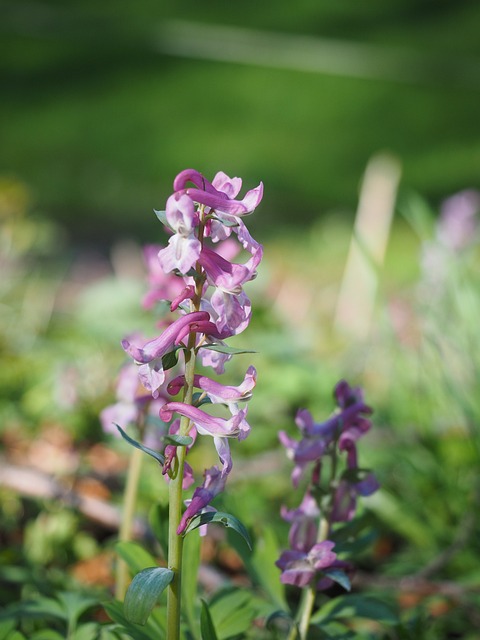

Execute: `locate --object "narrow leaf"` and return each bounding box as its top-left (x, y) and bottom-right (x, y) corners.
top-left (192, 392), bottom-right (212, 407)
top-left (163, 434), bottom-right (194, 447)
top-left (162, 348), bottom-right (181, 371)
top-left (229, 526), bottom-right (287, 610)
top-left (124, 567), bottom-right (174, 625)
top-left (103, 601), bottom-right (159, 640)
top-left (200, 600), bottom-right (218, 640)
top-left (209, 588), bottom-right (259, 637)
top-left (115, 541), bottom-right (157, 575)
top-left (200, 344), bottom-right (256, 355)
top-left (154, 209), bottom-right (168, 226)
top-left (312, 594), bottom-right (399, 626)
top-left (116, 425), bottom-right (165, 465)
top-left (321, 568), bottom-right (351, 592)
top-left (184, 512), bottom-right (252, 550)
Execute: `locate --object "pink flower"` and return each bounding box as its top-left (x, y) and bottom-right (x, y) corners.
top-left (159, 402), bottom-right (250, 440)
top-left (167, 366), bottom-right (257, 405)
top-left (158, 193), bottom-right (201, 274)
top-left (276, 541), bottom-right (337, 588)
top-left (281, 492), bottom-right (320, 553)
top-left (122, 311), bottom-right (210, 397)
top-left (177, 466), bottom-right (227, 535)
top-left (173, 169), bottom-right (263, 217)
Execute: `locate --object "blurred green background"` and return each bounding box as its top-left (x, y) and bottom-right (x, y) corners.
top-left (2, 0), bottom-right (480, 243)
top-left (2, 3), bottom-right (480, 638)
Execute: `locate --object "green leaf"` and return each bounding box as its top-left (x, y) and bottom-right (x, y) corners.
top-left (163, 434), bottom-right (193, 447)
top-left (71, 623), bottom-right (101, 640)
top-left (200, 344), bottom-right (256, 356)
top-left (312, 594), bottom-right (399, 627)
top-left (154, 209), bottom-right (168, 226)
top-left (183, 512), bottom-right (252, 550)
top-left (209, 588), bottom-right (259, 638)
top-left (116, 425), bottom-right (165, 465)
top-left (57, 592), bottom-right (97, 630)
top-left (124, 567), bottom-right (174, 625)
top-left (0, 619), bottom-right (16, 639)
top-left (210, 214), bottom-right (239, 228)
top-left (115, 541), bottom-right (158, 576)
top-left (200, 600), bottom-right (218, 640)
top-left (192, 392), bottom-right (212, 407)
top-left (265, 610), bottom-right (295, 634)
top-left (162, 348), bottom-right (181, 371)
top-left (229, 527), bottom-right (287, 611)
top-left (321, 568), bottom-right (351, 592)
top-left (0, 598), bottom-right (66, 623)
top-left (103, 601), bottom-right (161, 640)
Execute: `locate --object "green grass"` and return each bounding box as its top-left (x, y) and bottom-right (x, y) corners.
top-left (1, 0), bottom-right (480, 245)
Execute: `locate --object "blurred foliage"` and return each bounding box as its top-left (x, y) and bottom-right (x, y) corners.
top-left (1, 172), bottom-right (480, 637)
top-left (1, 1), bottom-right (480, 244)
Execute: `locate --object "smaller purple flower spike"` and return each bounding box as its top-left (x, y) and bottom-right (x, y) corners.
top-left (177, 466), bottom-right (227, 534)
top-left (276, 541), bottom-right (337, 588)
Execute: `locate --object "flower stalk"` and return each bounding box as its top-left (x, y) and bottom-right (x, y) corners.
top-left (115, 446), bottom-right (144, 600)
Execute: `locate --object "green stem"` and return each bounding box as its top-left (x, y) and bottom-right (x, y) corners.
top-left (166, 213), bottom-right (205, 639)
top-left (166, 322), bottom-right (199, 639)
top-left (115, 445), bottom-right (144, 600)
top-left (166, 444), bottom-right (187, 639)
top-left (293, 515), bottom-right (330, 640)
top-left (296, 587), bottom-right (316, 640)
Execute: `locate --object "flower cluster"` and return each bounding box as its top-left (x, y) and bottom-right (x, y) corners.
top-left (109, 169), bottom-right (263, 535)
top-left (276, 380), bottom-right (379, 590)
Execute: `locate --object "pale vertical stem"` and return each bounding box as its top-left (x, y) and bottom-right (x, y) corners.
top-left (115, 445), bottom-right (143, 600)
top-left (166, 443), bottom-right (187, 639)
top-left (166, 340), bottom-right (198, 638)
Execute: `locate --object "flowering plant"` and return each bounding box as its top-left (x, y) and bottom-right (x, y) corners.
top-left (274, 381), bottom-right (379, 638)
top-left (102, 168), bottom-right (263, 638)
